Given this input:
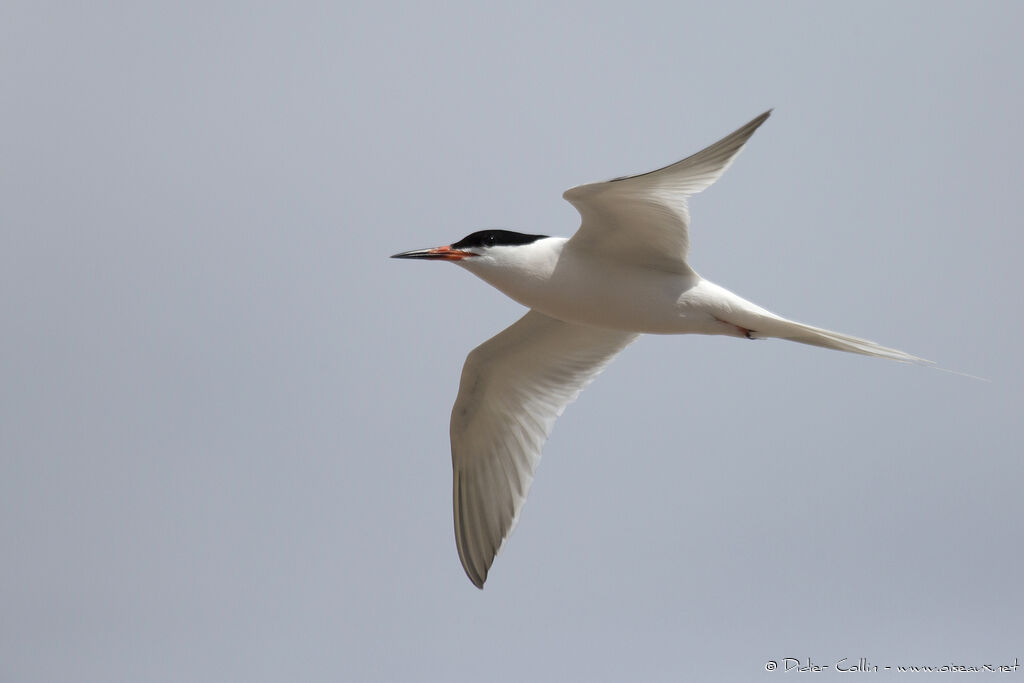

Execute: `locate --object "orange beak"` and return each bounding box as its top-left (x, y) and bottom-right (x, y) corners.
top-left (390, 245), bottom-right (475, 261)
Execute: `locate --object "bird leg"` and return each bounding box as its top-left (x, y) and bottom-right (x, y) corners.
top-left (712, 316), bottom-right (757, 339)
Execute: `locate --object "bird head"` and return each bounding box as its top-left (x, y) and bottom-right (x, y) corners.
top-left (391, 230), bottom-right (550, 264)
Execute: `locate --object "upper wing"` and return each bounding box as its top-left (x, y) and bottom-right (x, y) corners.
top-left (450, 310), bottom-right (638, 588)
top-left (562, 110), bottom-right (771, 274)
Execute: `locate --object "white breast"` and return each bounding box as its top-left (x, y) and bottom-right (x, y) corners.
top-left (459, 238), bottom-right (739, 335)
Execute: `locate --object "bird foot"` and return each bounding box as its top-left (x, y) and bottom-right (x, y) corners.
top-left (712, 316), bottom-right (756, 339)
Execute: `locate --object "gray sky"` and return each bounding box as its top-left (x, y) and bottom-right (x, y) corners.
top-left (3, 1), bottom-right (1022, 681)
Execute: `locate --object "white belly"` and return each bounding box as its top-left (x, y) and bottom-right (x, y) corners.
top-left (469, 249), bottom-right (758, 335)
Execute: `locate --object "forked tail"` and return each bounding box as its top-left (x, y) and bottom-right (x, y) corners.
top-left (752, 317), bottom-right (931, 364)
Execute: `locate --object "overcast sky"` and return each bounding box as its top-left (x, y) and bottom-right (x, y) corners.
top-left (3, 2), bottom-right (1023, 681)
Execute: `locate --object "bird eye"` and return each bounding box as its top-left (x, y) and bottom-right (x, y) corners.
top-left (485, 233), bottom-right (496, 245)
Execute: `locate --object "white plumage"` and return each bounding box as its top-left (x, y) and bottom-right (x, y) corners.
top-left (393, 111), bottom-right (928, 588)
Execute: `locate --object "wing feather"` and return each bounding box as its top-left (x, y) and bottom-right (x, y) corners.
top-left (450, 310), bottom-right (637, 588)
top-left (563, 111), bottom-right (771, 273)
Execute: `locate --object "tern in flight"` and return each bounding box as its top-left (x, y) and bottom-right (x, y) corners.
top-left (392, 111), bottom-right (927, 588)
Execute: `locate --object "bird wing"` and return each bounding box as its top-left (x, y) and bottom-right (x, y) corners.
top-left (562, 110), bottom-right (771, 274)
top-left (450, 309), bottom-right (637, 588)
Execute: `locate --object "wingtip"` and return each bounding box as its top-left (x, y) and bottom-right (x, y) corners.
top-left (464, 565), bottom-right (487, 589)
top-left (751, 109), bottom-right (772, 127)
